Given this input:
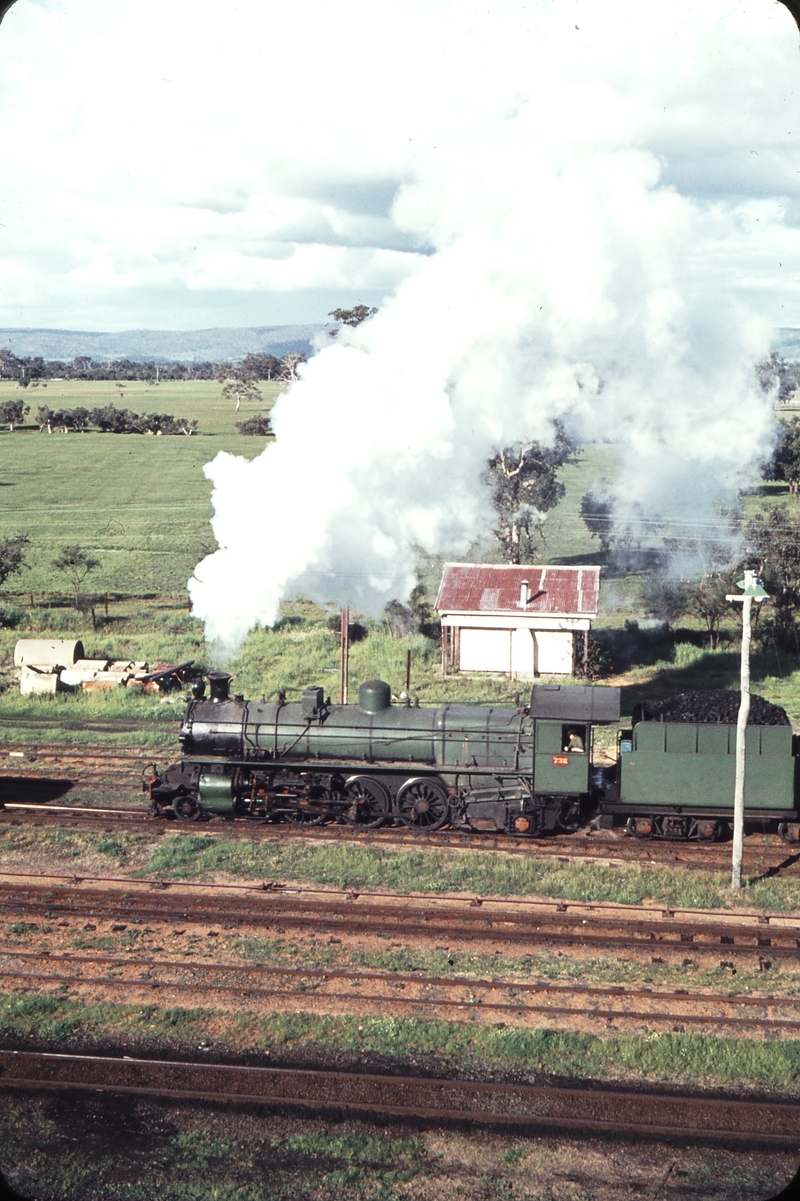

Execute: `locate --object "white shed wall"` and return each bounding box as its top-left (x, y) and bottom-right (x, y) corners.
top-left (457, 626), bottom-right (574, 676)
top-left (459, 628), bottom-right (511, 673)
top-left (511, 628), bottom-right (535, 676)
top-left (533, 630), bottom-right (574, 675)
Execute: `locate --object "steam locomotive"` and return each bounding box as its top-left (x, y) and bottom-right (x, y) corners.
top-left (147, 673), bottom-right (800, 842)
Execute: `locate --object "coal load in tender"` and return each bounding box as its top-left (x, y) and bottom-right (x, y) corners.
top-left (641, 690), bottom-right (790, 726)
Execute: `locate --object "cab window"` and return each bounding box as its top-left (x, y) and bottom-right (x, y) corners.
top-left (562, 724), bottom-right (586, 753)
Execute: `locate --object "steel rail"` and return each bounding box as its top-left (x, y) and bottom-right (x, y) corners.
top-left (1, 1049), bottom-right (798, 1143)
top-left (0, 881), bottom-right (794, 959)
top-left (0, 867), bottom-right (791, 925)
top-left (0, 947), bottom-right (790, 1009)
top-left (2, 803), bottom-right (149, 818)
top-left (1, 952), bottom-right (798, 1031)
top-left (0, 798), bottom-right (792, 870)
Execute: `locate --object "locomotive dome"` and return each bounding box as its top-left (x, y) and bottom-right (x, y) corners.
top-left (358, 679), bottom-right (392, 714)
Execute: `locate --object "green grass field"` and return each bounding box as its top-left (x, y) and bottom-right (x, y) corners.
top-left (2, 379), bottom-right (800, 721)
top-left (0, 379), bottom-right (284, 596)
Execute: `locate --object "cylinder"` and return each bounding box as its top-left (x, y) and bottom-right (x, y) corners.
top-left (14, 639), bottom-right (84, 668)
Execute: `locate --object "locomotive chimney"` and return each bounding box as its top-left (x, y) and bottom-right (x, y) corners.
top-left (208, 671), bottom-right (231, 703)
top-left (519, 579), bottom-right (530, 607)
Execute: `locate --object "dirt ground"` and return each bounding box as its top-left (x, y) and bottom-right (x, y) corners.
top-left (1, 1090), bottom-right (798, 1201)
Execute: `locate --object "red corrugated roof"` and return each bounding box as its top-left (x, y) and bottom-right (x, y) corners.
top-left (435, 564), bottom-right (600, 616)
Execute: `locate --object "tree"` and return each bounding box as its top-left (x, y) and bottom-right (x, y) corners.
top-left (328, 305), bottom-right (378, 336)
top-left (687, 571), bottom-right (739, 650)
top-left (235, 414), bottom-right (273, 436)
top-left (383, 599), bottom-right (416, 637)
top-left (240, 353), bottom-right (282, 380)
top-left (0, 399), bottom-right (28, 431)
top-left (172, 417), bottom-right (197, 436)
top-left (579, 492), bottom-right (614, 553)
top-left (0, 535), bottom-right (29, 588)
top-left (756, 351), bottom-right (800, 405)
top-left (765, 417), bottom-right (800, 494)
top-left (744, 502), bottom-right (800, 655)
top-left (88, 404), bottom-right (137, 432)
top-left (70, 407), bottom-right (90, 433)
top-left (216, 367), bottom-right (262, 411)
top-left (485, 423), bottom-right (580, 563)
top-left (50, 408), bottom-right (77, 433)
top-left (51, 545), bottom-right (101, 608)
top-left (278, 352), bottom-right (306, 381)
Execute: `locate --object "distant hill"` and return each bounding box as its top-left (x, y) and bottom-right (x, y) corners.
top-left (0, 323), bottom-right (328, 363)
top-left (774, 328), bottom-right (800, 359)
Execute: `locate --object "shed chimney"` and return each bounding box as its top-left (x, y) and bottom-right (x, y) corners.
top-left (519, 579), bottom-right (530, 607)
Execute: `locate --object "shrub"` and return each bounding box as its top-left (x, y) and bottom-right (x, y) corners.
top-left (235, 414), bottom-right (273, 436)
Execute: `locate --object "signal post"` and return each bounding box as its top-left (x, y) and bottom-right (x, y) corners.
top-left (726, 571), bottom-right (769, 890)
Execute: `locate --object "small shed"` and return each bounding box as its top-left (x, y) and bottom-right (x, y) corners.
top-left (435, 563), bottom-right (600, 679)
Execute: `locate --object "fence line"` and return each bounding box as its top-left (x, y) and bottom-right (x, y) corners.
top-left (1, 591), bottom-right (193, 612)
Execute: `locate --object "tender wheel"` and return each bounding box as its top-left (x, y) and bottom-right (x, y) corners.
top-left (285, 786), bottom-right (331, 826)
top-left (627, 815), bottom-right (653, 840)
top-left (173, 793), bottom-right (202, 822)
top-left (395, 777), bottom-right (450, 832)
top-left (344, 776), bottom-right (391, 829)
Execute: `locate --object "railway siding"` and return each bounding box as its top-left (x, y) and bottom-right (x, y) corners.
top-left (2, 1049), bottom-right (800, 1144)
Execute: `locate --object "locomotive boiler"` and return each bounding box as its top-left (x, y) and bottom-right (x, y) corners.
top-left (148, 672), bottom-right (621, 836)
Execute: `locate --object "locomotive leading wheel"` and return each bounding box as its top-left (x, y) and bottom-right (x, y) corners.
top-left (173, 793), bottom-right (202, 822)
top-left (395, 778), bottom-right (450, 832)
top-left (343, 776), bottom-right (391, 829)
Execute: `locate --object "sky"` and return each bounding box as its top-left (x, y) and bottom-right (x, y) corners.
top-left (2, 0), bottom-right (800, 647)
top-left (0, 0), bottom-right (798, 333)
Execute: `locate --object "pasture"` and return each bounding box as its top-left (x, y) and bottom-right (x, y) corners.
top-left (0, 378), bottom-right (799, 722)
top-left (0, 379), bottom-right (282, 596)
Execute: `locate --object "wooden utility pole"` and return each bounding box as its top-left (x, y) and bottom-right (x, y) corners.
top-left (339, 606), bottom-right (349, 705)
top-left (726, 571), bottom-right (768, 889)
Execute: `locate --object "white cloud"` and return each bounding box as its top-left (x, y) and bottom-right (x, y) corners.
top-left (0, 0), bottom-right (798, 329)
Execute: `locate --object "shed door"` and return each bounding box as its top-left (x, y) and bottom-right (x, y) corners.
top-left (533, 631), bottom-right (573, 676)
top-left (459, 628), bottom-right (511, 673)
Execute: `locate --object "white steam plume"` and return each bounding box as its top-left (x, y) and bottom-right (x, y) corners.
top-left (189, 0), bottom-right (786, 652)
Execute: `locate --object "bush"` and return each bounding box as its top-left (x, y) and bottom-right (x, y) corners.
top-left (588, 620), bottom-right (675, 674)
top-left (326, 613), bottom-right (368, 642)
top-left (235, 414), bottom-right (273, 436)
top-left (0, 604), bottom-right (22, 628)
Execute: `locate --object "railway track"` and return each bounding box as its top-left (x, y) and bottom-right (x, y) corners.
top-left (2, 796), bottom-right (796, 874)
top-left (0, 946), bottom-right (796, 1033)
top-left (0, 872), bottom-right (795, 960)
top-left (1, 1048), bottom-right (798, 1144)
top-left (0, 718), bottom-right (168, 735)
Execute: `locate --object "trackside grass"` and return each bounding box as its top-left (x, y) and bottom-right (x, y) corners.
top-left (2, 992), bottom-right (800, 1094)
top-left (139, 833), bottom-right (800, 914)
top-left (0, 824), bottom-right (795, 915)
